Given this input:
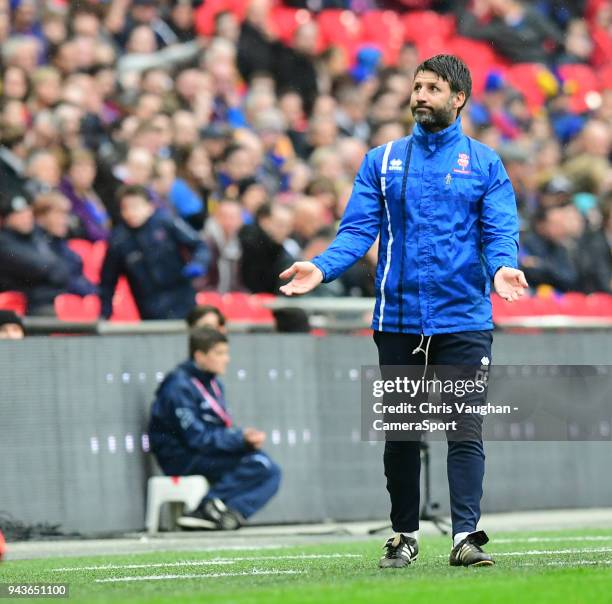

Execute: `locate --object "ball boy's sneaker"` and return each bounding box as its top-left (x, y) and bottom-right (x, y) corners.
top-left (177, 498), bottom-right (244, 531)
top-left (449, 530), bottom-right (495, 567)
top-left (379, 534), bottom-right (419, 568)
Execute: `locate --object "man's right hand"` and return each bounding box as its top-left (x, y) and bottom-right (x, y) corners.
top-left (279, 262), bottom-right (324, 296)
top-left (243, 427), bottom-right (266, 449)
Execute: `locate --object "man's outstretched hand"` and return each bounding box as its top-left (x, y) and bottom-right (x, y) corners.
top-left (494, 267), bottom-right (528, 302)
top-left (279, 262), bottom-right (324, 296)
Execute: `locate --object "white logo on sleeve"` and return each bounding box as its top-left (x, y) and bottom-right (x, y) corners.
top-left (481, 356), bottom-right (490, 366)
top-left (389, 159), bottom-right (403, 171)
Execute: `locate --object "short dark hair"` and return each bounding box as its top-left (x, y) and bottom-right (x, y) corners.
top-left (186, 305), bottom-right (226, 328)
top-left (116, 184), bottom-right (151, 204)
top-left (415, 54), bottom-right (472, 114)
top-left (0, 310), bottom-right (23, 330)
top-left (189, 326), bottom-right (228, 357)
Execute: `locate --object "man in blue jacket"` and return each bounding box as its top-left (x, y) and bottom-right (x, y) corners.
top-left (280, 55), bottom-right (528, 568)
top-left (99, 185), bottom-right (210, 320)
top-left (149, 327), bottom-right (281, 530)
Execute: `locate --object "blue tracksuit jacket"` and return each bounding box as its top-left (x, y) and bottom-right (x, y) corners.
top-left (99, 210), bottom-right (209, 320)
top-left (311, 118), bottom-right (519, 335)
top-left (149, 360), bottom-right (249, 474)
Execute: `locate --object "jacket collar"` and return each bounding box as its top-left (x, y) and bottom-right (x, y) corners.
top-left (182, 359), bottom-right (216, 385)
top-left (412, 117), bottom-right (463, 152)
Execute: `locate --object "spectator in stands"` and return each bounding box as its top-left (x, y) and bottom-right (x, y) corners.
top-left (558, 18), bottom-right (594, 64)
top-left (468, 72), bottom-right (521, 141)
top-left (0, 310), bottom-right (25, 340)
top-left (60, 149), bottom-right (111, 242)
top-left (274, 21), bottom-right (319, 116)
top-left (0, 195), bottom-right (70, 315)
top-left (563, 202), bottom-right (612, 294)
top-left (99, 185), bottom-right (210, 320)
top-left (456, 0), bottom-right (564, 64)
top-left (520, 205), bottom-right (579, 292)
top-left (149, 327), bottom-right (281, 530)
top-left (563, 120), bottom-right (611, 195)
top-left (335, 86), bottom-right (371, 141)
top-left (1, 66), bottom-right (30, 102)
top-left (538, 175), bottom-right (574, 209)
top-left (32, 192), bottom-right (98, 298)
top-left (108, 0), bottom-right (178, 50)
top-left (214, 11), bottom-right (240, 44)
top-left (0, 124), bottom-right (30, 207)
top-left (252, 108), bottom-right (293, 196)
top-left (166, 0), bottom-right (197, 43)
top-left (291, 196), bottom-right (328, 251)
top-left (202, 199), bottom-right (244, 293)
top-left (26, 149), bottom-right (62, 196)
top-left (598, 192), bottom-right (612, 291)
top-left (236, 0), bottom-right (277, 83)
top-left (187, 304), bottom-right (227, 333)
top-left (498, 143), bottom-right (537, 222)
top-left (238, 202), bottom-right (295, 294)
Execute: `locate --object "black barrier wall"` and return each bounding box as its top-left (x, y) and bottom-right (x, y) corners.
top-left (1, 332), bottom-right (612, 534)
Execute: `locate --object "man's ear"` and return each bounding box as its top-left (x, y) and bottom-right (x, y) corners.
top-left (453, 91), bottom-right (466, 111)
top-left (193, 349), bottom-right (205, 367)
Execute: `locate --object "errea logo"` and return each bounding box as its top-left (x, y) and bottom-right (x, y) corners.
top-left (388, 158), bottom-right (403, 171)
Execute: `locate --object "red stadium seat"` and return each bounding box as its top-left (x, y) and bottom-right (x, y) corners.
top-left (110, 277), bottom-right (140, 322)
top-left (317, 9), bottom-right (363, 60)
top-left (360, 10), bottom-right (405, 64)
top-left (269, 6), bottom-right (312, 45)
top-left (194, 0), bottom-right (246, 37)
top-left (505, 63), bottom-right (547, 111)
top-left (414, 35), bottom-right (452, 62)
top-left (448, 37), bottom-right (507, 95)
top-left (0, 291), bottom-right (26, 315)
top-left (55, 294), bottom-right (101, 321)
top-left (558, 64), bottom-right (600, 113)
top-left (491, 293), bottom-right (558, 321)
top-left (558, 292), bottom-right (588, 316)
top-left (67, 239), bottom-right (107, 285)
top-left (584, 293), bottom-right (612, 316)
top-left (402, 11), bottom-right (455, 44)
top-left (67, 238), bottom-right (92, 260)
top-left (196, 291), bottom-right (225, 312)
top-left (222, 292), bottom-right (253, 321)
top-left (597, 62), bottom-right (612, 90)
top-left (248, 293), bottom-right (276, 324)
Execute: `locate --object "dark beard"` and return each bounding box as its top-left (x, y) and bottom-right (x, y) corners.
top-left (411, 98), bottom-right (456, 131)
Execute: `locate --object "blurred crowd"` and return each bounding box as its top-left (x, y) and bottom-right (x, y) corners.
top-left (0, 0), bottom-right (610, 319)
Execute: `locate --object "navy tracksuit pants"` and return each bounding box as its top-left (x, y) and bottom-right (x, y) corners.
top-left (373, 329), bottom-right (493, 537)
top-left (177, 450), bottom-right (281, 519)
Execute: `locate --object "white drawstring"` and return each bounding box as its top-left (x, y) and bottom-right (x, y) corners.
top-left (412, 334), bottom-right (424, 355)
top-left (412, 334), bottom-right (432, 379)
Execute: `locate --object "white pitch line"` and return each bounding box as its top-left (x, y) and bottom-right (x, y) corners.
top-left (496, 547), bottom-right (612, 557)
top-left (54, 553), bottom-right (362, 573)
top-left (438, 547), bottom-right (612, 558)
top-left (520, 559), bottom-right (612, 568)
top-left (95, 569), bottom-right (304, 583)
top-left (495, 536), bottom-right (612, 545)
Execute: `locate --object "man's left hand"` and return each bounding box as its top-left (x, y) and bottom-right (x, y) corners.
top-left (494, 267), bottom-right (529, 302)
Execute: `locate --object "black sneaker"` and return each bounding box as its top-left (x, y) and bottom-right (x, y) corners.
top-left (449, 530), bottom-right (495, 567)
top-left (379, 534), bottom-right (419, 568)
top-left (176, 508), bottom-right (220, 530)
top-left (177, 498), bottom-right (244, 531)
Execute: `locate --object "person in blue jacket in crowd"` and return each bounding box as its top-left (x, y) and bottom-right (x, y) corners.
top-left (149, 327), bottom-right (281, 530)
top-left (99, 185), bottom-right (210, 320)
top-left (280, 55), bottom-right (528, 568)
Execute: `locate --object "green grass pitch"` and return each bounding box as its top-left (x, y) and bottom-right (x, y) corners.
top-left (3, 528), bottom-right (612, 603)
